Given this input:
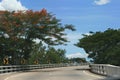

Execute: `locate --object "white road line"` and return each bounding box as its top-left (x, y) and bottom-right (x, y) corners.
top-left (4, 73), bottom-right (24, 80)
top-left (4, 77), bottom-right (9, 80)
top-left (83, 71), bottom-right (103, 78)
top-left (4, 75), bottom-right (15, 80)
top-left (4, 76), bottom-right (14, 80)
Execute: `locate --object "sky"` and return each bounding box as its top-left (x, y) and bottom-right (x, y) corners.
top-left (0, 0), bottom-right (120, 60)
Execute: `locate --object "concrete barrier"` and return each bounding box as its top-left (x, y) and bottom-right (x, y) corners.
top-left (90, 64), bottom-right (120, 79)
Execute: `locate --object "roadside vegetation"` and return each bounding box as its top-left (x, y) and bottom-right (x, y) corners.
top-left (0, 9), bottom-right (76, 65)
top-left (76, 28), bottom-right (120, 66)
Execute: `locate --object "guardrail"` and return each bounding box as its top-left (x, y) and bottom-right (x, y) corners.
top-left (1, 63), bottom-right (120, 79)
top-left (90, 64), bottom-right (120, 79)
top-left (0, 63), bottom-right (88, 74)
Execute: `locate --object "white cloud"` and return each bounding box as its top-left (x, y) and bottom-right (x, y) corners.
top-left (65, 32), bottom-right (93, 44)
top-left (94, 0), bottom-right (110, 5)
top-left (3, 33), bottom-right (9, 38)
top-left (0, 0), bottom-right (27, 11)
top-left (84, 33), bottom-right (93, 36)
top-left (66, 52), bottom-right (88, 59)
top-left (66, 33), bottom-right (83, 44)
top-left (0, 3), bottom-right (5, 10)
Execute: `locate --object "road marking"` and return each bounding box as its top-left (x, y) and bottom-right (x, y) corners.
top-left (4, 77), bottom-right (9, 80)
top-left (4, 76), bottom-right (14, 80)
top-left (4, 73), bottom-right (24, 80)
top-left (83, 71), bottom-right (103, 79)
top-left (4, 75), bottom-right (17, 80)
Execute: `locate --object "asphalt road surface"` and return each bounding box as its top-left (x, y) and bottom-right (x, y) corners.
top-left (1, 66), bottom-right (113, 80)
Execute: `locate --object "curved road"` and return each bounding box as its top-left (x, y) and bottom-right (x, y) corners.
top-left (2, 66), bottom-right (108, 80)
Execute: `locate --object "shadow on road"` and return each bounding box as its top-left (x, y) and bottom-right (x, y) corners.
top-left (98, 77), bottom-right (120, 80)
top-left (75, 68), bottom-right (90, 71)
top-left (22, 69), bottom-right (60, 73)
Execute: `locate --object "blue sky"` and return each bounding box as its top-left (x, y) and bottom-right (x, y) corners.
top-left (0, 0), bottom-right (120, 59)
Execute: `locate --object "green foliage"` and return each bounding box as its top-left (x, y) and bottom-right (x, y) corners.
top-left (45, 47), bottom-right (66, 63)
top-left (0, 10), bottom-right (75, 65)
top-left (76, 28), bottom-right (120, 66)
top-left (68, 58), bottom-right (87, 63)
top-left (28, 43), bottom-right (67, 64)
top-left (28, 42), bottom-right (46, 64)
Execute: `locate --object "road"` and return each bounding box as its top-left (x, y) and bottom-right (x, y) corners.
top-left (1, 66), bottom-right (112, 80)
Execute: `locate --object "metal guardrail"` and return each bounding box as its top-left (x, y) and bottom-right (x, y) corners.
top-left (1, 63), bottom-right (120, 79)
top-left (90, 64), bottom-right (120, 79)
top-left (0, 63), bottom-right (88, 74)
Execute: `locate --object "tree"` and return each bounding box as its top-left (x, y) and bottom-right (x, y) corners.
top-left (0, 9), bottom-right (75, 65)
top-left (28, 43), bottom-right (67, 64)
top-left (44, 47), bottom-right (66, 64)
top-left (28, 42), bottom-right (46, 64)
top-left (75, 28), bottom-right (120, 66)
top-left (68, 58), bottom-right (87, 63)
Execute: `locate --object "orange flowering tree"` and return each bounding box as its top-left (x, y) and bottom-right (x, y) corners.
top-left (0, 9), bottom-right (75, 65)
